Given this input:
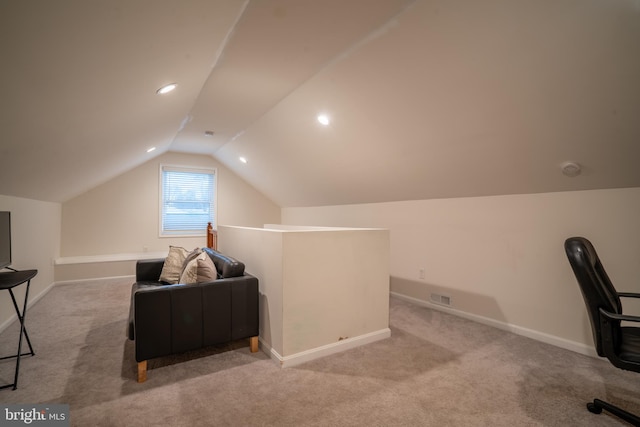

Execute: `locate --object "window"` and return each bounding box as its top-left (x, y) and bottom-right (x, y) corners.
top-left (160, 165), bottom-right (216, 236)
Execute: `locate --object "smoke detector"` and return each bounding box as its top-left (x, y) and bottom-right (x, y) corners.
top-left (561, 161), bottom-right (582, 177)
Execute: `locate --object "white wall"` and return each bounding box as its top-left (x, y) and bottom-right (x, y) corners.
top-left (57, 152), bottom-right (280, 281)
top-left (0, 195), bottom-right (61, 331)
top-left (219, 225), bottom-right (390, 366)
top-left (282, 188), bottom-right (640, 354)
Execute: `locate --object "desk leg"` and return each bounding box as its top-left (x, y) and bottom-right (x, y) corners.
top-left (8, 287), bottom-right (35, 357)
top-left (11, 279), bottom-right (32, 390)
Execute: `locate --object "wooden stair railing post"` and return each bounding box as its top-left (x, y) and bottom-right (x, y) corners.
top-left (207, 222), bottom-right (217, 250)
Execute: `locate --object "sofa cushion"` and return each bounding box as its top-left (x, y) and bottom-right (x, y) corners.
top-left (179, 250), bottom-right (218, 284)
top-left (159, 246), bottom-right (188, 284)
top-left (196, 254), bottom-right (218, 283)
top-left (179, 250), bottom-right (200, 284)
top-left (182, 247), bottom-right (202, 268)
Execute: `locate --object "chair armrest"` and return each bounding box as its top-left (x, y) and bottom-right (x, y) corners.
top-left (599, 307), bottom-right (640, 323)
top-left (618, 292), bottom-right (640, 299)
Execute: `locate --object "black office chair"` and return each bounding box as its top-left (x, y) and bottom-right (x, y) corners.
top-left (565, 236), bottom-right (640, 426)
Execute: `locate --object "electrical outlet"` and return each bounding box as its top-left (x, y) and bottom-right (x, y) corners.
top-left (419, 268), bottom-right (425, 279)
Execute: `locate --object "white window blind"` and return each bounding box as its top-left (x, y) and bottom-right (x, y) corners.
top-left (160, 165), bottom-right (215, 236)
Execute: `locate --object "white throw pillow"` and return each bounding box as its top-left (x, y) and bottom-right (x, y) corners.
top-left (179, 250), bottom-right (208, 284)
top-left (196, 253), bottom-right (218, 283)
top-left (159, 246), bottom-right (188, 284)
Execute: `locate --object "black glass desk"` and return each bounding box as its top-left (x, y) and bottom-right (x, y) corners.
top-left (0, 268), bottom-right (37, 390)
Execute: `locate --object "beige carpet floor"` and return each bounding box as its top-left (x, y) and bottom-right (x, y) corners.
top-left (1, 278), bottom-right (639, 426)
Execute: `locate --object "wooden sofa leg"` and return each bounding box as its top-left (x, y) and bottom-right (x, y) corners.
top-left (250, 336), bottom-right (259, 353)
top-left (137, 360), bottom-right (147, 383)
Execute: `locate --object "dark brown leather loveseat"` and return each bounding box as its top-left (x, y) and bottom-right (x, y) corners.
top-left (127, 248), bottom-right (259, 382)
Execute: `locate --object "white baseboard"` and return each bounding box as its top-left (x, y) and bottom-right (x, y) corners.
top-left (260, 328), bottom-right (392, 368)
top-left (390, 292), bottom-right (598, 359)
top-left (54, 274), bottom-right (135, 286)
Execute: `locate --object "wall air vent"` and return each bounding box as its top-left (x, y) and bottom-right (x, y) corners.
top-left (430, 293), bottom-right (452, 307)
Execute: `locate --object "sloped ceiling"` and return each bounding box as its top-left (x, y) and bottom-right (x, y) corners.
top-left (1, 0), bottom-right (639, 207)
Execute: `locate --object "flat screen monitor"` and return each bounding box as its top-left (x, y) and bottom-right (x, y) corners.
top-left (0, 211), bottom-right (11, 269)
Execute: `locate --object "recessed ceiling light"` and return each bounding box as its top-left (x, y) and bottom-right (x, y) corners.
top-left (239, 156), bottom-right (248, 164)
top-left (146, 147), bottom-right (156, 153)
top-left (156, 83), bottom-right (177, 95)
top-left (317, 114), bottom-right (330, 126)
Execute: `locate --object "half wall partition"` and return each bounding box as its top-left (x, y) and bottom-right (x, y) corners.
top-left (218, 224), bottom-right (390, 367)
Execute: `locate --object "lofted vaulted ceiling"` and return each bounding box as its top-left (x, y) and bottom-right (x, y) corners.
top-left (1, 0), bottom-right (639, 207)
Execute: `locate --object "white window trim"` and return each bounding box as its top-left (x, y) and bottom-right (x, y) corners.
top-left (158, 164), bottom-right (217, 238)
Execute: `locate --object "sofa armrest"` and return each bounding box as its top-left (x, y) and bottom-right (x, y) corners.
top-left (228, 275), bottom-right (259, 340)
top-left (136, 259), bottom-right (164, 282)
top-left (133, 283), bottom-right (172, 362)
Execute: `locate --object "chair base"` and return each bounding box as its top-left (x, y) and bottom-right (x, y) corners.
top-left (587, 398), bottom-right (640, 426)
